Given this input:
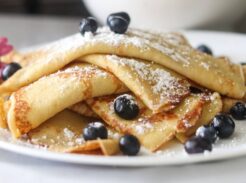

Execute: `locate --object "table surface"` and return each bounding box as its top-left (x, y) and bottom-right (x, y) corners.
top-left (1, 14), bottom-right (246, 183)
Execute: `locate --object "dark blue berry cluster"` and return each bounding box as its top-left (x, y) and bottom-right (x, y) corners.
top-left (79, 12), bottom-right (131, 36)
top-left (185, 114), bottom-right (235, 154)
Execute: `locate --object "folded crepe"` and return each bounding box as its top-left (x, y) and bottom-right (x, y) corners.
top-left (7, 52), bottom-right (192, 137)
top-left (80, 54), bottom-right (190, 113)
top-left (28, 109), bottom-right (120, 155)
top-left (86, 92), bottom-right (221, 151)
top-left (221, 97), bottom-right (243, 113)
top-left (0, 27), bottom-right (244, 99)
top-left (176, 92), bottom-right (222, 143)
top-left (7, 63), bottom-right (128, 137)
top-left (0, 27), bottom-right (241, 156)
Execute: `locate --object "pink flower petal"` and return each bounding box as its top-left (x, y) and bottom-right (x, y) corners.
top-left (0, 44), bottom-right (13, 56)
top-left (0, 37), bottom-right (8, 45)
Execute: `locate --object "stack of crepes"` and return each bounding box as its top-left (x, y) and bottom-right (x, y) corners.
top-left (0, 27), bottom-right (245, 155)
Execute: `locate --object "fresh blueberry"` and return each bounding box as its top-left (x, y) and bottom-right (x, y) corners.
top-left (107, 12), bottom-right (130, 25)
top-left (230, 102), bottom-right (246, 120)
top-left (79, 17), bottom-right (98, 35)
top-left (211, 114), bottom-right (235, 138)
top-left (189, 86), bottom-right (203, 94)
top-left (107, 12), bottom-right (130, 34)
top-left (83, 122), bottom-right (108, 141)
top-left (197, 45), bottom-right (213, 55)
top-left (196, 125), bottom-right (217, 143)
top-left (119, 134), bottom-right (140, 156)
top-left (1, 62), bottom-right (21, 81)
top-left (240, 62), bottom-right (246, 65)
top-left (184, 136), bottom-right (212, 154)
top-left (114, 94), bottom-right (139, 120)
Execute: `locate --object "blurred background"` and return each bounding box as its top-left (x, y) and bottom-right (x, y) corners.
top-left (0, 0), bottom-right (246, 48)
top-left (0, 0), bottom-right (89, 17)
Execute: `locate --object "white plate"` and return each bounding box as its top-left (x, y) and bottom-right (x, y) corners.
top-left (0, 31), bottom-right (246, 167)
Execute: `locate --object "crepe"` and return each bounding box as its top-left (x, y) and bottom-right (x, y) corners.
top-left (221, 97), bottom-right (242, 113)
top-left (7, 63), bottom-right (128, 138)
top-left (0, 98), bottom-right (7, 128)
top-left (0, 50), bottom-right (24, 65)
top-left (0, 27), bottom-right (244, 99)
top-left (176, 92), bottom-right (222, 143)
top-left (69, 102), bottom-right (99, 118)
top-left (28, 110), bottom-right (120, 155)
top-left (242, 65), bottom-right (246, 85)
top-left (86, 92), bottom-right (217, 152)
top-left (80, 54), bottom-right (190, 113)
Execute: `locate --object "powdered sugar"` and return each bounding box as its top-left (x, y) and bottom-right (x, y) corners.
top-left (133, 118), bottom-right (153, 134)
top-left (38, 27), bottom-right (202, 69)
top-left (107, 55), bottom-right (189, 106)
top-left (200, 62), bottom-right (210, 70)
top-left (114, 94), bottom-right (138, 106)
top-left (63, 128), bottom-right (75, 140)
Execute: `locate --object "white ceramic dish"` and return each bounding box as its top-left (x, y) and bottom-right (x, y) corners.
top-left (83, 0), bottom-right (246, 29)
top-left (0, 31), bottom-right (246, 167)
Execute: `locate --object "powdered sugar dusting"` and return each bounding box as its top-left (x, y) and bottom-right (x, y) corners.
top-left (133, 118), bottom-right (154, 134)
top-left (107, 55), bottom-right (189, 106)
top-left (63, 128), bottom-right (75, 140)
top-left (38, 27), bottom-right (204, 69)
top-left (113, 94), bottom-right (138, 106)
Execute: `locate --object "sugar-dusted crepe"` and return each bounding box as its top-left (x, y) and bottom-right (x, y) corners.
top-left (28, 110), bottom-right (120, 155)
top-left (176, 93), bottom-right (222, 143)
top-left (0, 28), bottom-right (244, 99)
top-left (7, 63), bottom-right (128, 138)
top-left (86, 92), bottom-right (220, 152)
top-left (80, 54), bottom-right (190, 113)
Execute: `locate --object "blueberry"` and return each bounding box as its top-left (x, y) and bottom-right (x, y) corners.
top-left (107, 12), bottom-right (130, 34)
top-left (184, 136), bottom-right (212, 154)
top-left (211, 114), bottom-right (235, 138)
top-left (197, 45), bottom-right (213, 55)
top-left (230, 102), bottom-right (246, 120)
top-left (107, 12), bottom-right (130, 25)
top-left (119, 134), bottom-right (140, 156)
top-left (240, 62), bottom-right (246, 65)
top-left (83, 122), bottom-right (108, 141)
top-left (79, 17), bottom-right (98, 35)
top-left (196, 125), bottom-right (217, 143)
top-left (189, 86), bottom-right (203, 94)
top-left (1, 62), bottom-right (21, 81)
top-left (114, 94), bottom-right (139, 120)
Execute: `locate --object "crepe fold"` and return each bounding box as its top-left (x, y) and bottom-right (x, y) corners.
top-left (28, 109), bottom-right (120, 155)
top-left (7, 63), bottom-right (128, 137)
top-left (0, 27), bottom-right (244, 99)
top-left (79, 54), bottom-right (190, 113)
top-left (86, 92), bottom-right (221, 151)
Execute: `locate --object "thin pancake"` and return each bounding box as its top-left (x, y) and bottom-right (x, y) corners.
top-left (87, 93), bottom-right (207, 152)
top-left (7, 63), bottom-right (128, 138)
top-left (0, 27), bottom-right (244, 98)
top-left (28, 110), bottom-right (120, 155)
top-left (80, 54), bottom-right (190, 113)
top-left (176, 93), bottom-right (222, 143)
